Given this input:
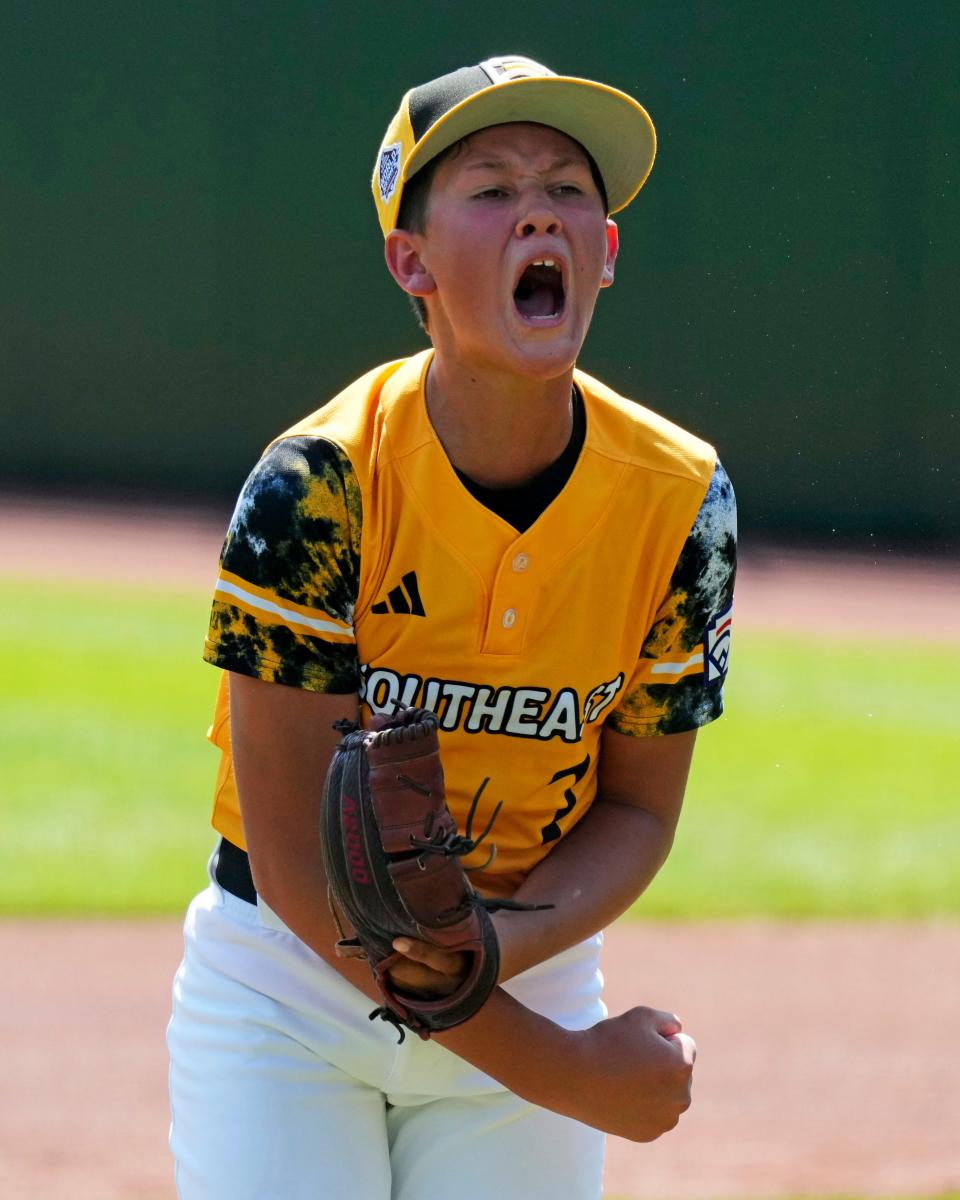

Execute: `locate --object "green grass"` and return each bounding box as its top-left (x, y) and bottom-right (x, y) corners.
top-left (638, 630), bottom-right (959, 918)
top-left (1, 579), bottom-right (218, 913)
top-left (2, 577), bottom-right (958, 918)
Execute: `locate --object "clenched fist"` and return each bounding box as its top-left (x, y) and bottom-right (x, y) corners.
top-left (567, 1006), bottom-right (696, 1142)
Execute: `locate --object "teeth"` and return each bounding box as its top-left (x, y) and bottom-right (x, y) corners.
top-left (531, 259), bottom-right (556, 268)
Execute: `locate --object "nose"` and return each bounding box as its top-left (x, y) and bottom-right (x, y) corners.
top-left (515, 198), bottom-right (562, 239)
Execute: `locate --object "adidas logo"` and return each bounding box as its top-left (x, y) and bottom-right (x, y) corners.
top-left (371, 571), bottom-right (425, 617)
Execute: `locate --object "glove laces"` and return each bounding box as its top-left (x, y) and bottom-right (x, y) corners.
top-left (405, 777), bottom-right (552, 917)
top-left (406, 777), bottom-right (501, 871)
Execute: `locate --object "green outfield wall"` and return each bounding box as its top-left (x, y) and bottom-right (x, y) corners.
top-left (1, 1), bottom-right (956, 544)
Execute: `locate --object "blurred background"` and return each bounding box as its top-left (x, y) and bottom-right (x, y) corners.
top-left (1, 0), bottom-right (957, 548)
top-left (2, 4), bottom-right (958, 1198)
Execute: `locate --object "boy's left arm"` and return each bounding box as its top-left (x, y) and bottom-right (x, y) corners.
top-left (391, 725), bottom-right (696, 988)
top-left (494, 724), bottom-right (696, 981)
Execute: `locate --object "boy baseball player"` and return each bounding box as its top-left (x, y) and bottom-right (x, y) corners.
top-left (168, 54), bottom-right (736, 1200)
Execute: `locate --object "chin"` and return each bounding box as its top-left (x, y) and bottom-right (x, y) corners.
top-left (506, 348), bottom-right (581, 383)
top-left (505, 323), bottom-right (586, 378)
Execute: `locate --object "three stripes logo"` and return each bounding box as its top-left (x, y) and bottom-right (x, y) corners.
top-left (371, 571), bottom-right (426, 617)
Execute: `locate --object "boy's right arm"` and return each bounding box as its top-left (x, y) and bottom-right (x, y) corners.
top-left (229, 671), bottom-right (695, 1143)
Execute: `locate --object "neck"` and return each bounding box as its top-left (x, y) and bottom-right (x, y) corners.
top-left (425, 354), bottom-right (575, 489)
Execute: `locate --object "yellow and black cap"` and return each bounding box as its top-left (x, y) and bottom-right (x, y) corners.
top-left (372, 54), bottom-right (656, 236)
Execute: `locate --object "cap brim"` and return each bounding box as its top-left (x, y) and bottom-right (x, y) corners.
top-left (403, 75), bottom-right (656, 214)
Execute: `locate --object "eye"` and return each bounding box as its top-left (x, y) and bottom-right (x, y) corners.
top-left (473, 186), bottom-right (508, 200)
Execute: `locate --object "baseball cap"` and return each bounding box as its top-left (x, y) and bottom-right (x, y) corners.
top-left (372, 54), bottom-right (656, 236)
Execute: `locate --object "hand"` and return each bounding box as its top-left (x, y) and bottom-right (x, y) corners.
top-left (387, 937), bottom-right (470, 998)
top-left (567, 1006), bottom-right (696, 1142)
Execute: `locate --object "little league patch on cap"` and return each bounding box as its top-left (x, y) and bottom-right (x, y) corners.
top-left (372, 54), bottom-right (656, 235)
top-left (378, 142), bottom-right (402, 204)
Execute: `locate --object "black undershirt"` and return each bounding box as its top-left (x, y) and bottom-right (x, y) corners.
top-left (454, 389), bottom-right (586, 533)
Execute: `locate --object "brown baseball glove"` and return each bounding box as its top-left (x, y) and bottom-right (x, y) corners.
top-left (320, 707), bottom-right (549, 1042)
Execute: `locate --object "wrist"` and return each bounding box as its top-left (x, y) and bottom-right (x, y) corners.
top-left (491, 906), bottom-right (559, 983)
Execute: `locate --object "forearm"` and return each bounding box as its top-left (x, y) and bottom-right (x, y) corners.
top-left (253, 828), bottom-right (691, 1143)
top-left (253, 843), bottom-right (578, 1088)
top-left (434, 987), bottom-right (578, 1098)
top-left (493, 726), bottom-right (697, 982)
top-left (249, 809), bottom-right (585, 1097)
top-left (493, 799), bottom-right (675, 981)
top-left (248, 834), bottom-right (384, 1003)
top-left (257, 851), bottom-right (688, 1142)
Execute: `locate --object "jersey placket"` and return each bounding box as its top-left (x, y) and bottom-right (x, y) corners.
top-left (481, 545), bottom-right (538, 656)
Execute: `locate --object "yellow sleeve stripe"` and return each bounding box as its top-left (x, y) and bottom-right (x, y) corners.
top-left (213, 572), bottom-right (355, 642)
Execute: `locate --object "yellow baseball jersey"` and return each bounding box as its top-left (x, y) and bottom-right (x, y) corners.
top-left (203, 350), bottom-right (736, 895)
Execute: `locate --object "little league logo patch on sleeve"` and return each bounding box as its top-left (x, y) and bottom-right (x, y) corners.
top-left (378, 143), bottom-right (402, 203)
top-left (704, 604), bottom-right (733, 683)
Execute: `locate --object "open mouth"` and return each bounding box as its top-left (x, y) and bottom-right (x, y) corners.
top-left (513, 258), bottom-right (565, 322)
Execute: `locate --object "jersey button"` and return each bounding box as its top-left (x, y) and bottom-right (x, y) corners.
top-left (501, 608), bottom-right (518, 629)
top-left (512, 553), bottom-right (530, 572)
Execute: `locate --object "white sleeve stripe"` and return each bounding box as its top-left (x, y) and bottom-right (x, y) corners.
top-left (214, 579), bottom-right (355, 639)
top-left (650, 650), bottom-right (704, 677)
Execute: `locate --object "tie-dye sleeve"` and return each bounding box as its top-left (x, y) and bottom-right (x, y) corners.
top-left (203, 435), bottom-right (362, 693)
top-left (608, 460), bottom-right (737, 736)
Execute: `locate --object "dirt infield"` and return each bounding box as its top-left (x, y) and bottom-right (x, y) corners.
top-left (2, 920), bottom-right (958, 1200)
top-left (2, 494), bottom-right (959, 1199)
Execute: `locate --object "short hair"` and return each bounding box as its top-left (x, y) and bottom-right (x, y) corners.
top-left (394, 134), bottom-right (609, 333)
top-left (395, 152), bottom-right (448, 331)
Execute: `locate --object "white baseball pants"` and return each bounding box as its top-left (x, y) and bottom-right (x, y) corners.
top-left (167, 858), bottom-right (607, 1199)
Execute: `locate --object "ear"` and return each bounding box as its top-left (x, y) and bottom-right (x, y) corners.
top-left (600, 219), bottom-right (619, 288)
top-left (384, 230), bottom-right (436, 298)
